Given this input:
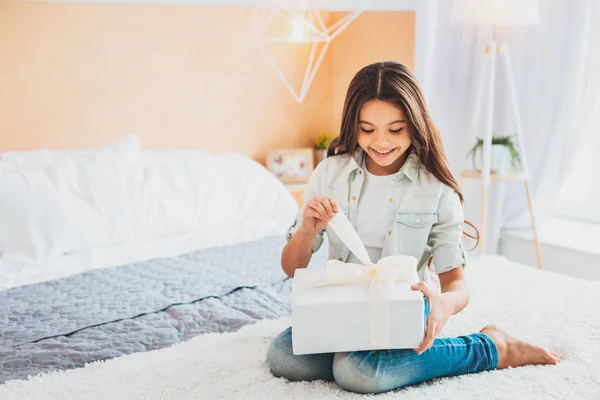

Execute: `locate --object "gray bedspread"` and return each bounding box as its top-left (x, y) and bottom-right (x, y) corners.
top-left (0, 235), bottom-right (327, 384)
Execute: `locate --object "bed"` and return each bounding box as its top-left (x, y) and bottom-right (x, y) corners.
top-left (0, 136), bottom-right (325, 383)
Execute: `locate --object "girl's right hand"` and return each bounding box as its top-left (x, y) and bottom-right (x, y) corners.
top-left (300, 195), bottom-right (339, 236)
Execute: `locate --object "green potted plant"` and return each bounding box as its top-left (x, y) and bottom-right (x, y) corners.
top-left (313, 133), bottom-right (333, 165)
top-left (466, 135), bottom-right (522, 174)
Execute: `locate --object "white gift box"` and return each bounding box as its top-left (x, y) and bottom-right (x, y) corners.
top-left (291, 213), bottom-right (426, 355)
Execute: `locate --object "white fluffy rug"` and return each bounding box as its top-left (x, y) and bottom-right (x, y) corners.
top-left (2, 256), bottom-right (600, 400)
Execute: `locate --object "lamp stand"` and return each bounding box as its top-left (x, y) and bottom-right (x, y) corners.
top-left (460, 41), bottom-right (544, 269)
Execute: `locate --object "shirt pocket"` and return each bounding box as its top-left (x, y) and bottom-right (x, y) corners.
top-left (396, 212), bottom-right (438, 257)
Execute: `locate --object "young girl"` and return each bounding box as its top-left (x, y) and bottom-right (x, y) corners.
top-left (266, 61), bottom-right (561, 394)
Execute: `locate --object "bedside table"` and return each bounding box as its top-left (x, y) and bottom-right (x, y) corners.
top-left (284, 183), bottom-right (307, 208)
top-left (460, 168), bottom-right (543, 269)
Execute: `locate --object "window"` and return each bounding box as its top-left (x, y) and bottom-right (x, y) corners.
top-left (554, 110), bottom-right (600, 224)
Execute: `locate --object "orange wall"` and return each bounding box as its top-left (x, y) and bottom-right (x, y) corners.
top-left (329, 11), bottom-right (415, 136)
top-left (0, 2), bottom-right (414, 163)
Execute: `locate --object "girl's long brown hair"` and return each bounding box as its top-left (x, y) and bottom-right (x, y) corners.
top-left (328, 61), bottom-right (479, 249)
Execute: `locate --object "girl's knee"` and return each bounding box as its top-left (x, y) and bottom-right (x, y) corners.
top-left (266, 327), bottom-right (334, 382)
top-left (266, 328), bottom-right (294, 378)
top-left (333, 352), bottom-right (413, 394)
top-left (333, 352), bottom-right (386, 394)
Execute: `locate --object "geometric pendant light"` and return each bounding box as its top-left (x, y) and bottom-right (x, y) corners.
top-left (254, 5), bottom-right (362, 103)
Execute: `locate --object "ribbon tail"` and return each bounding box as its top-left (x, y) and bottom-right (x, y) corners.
top-left (368, 282), bottom-right (392, 349)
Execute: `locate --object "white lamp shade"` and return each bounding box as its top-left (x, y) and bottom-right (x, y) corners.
top-left (451, 0), bottom-right (540, 26)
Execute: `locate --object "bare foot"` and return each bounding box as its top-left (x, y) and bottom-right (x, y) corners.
top-left (480, 325), bottom-right (561, 370)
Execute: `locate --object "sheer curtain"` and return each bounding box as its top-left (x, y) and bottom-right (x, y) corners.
top-left (531, 0), bottom-right (600, 225)
top-left (422, 0), bottom-right (600, 254)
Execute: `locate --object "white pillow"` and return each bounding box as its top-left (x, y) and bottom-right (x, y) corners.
top-left (127, 150), bottom-right (200, 243)
top-left (129, 150), bottom-right (298, 242)
top-left (195, 153), bottom-right (298, 233)
top-left (0, 164), bottom-right (109, 263)
top-left (0, 136), bottom-right (141, 265)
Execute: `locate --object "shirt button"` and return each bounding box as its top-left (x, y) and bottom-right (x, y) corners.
top-left (388, 230), bottom-right (392, 235)
top-left (352, 196), bottom-right (357, 201)
top-left (358, 170), bottom-right (362, 175)
top-left (388, 198), bottom-right (393, 203)
top-left (416, 218), bottom-right (421, 224)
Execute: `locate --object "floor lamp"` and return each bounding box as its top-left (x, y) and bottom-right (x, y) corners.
top-left (451, 0), bottom-right (544, 269)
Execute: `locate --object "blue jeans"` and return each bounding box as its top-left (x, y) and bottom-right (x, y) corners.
top-left (266, 302), bottom-right (498, 394)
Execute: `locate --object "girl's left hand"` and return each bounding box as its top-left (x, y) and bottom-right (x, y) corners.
top-left (411, 281), bottom-right (453, 355)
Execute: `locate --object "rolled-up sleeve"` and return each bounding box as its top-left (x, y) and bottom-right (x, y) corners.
top-left (285, 162), bottom-right (325, 253)
top-left (428, 185), bottom-right (468, 274)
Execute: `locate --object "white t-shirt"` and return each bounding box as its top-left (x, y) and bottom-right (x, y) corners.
top-left (346, 165), bottom-right (394, 264)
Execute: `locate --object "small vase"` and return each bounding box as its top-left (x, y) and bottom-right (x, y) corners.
top-left (474, 145), bottom-right (513, 175)
top-left (314, 149), bottom-right (327, 165)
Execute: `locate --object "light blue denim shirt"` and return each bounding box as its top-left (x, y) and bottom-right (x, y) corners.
top-left (286, 149), bottom-right (467, 279)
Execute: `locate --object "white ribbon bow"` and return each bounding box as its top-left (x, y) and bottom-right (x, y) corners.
top-left (323, 257), bottom-right (418, 286)
top-left (325, 211), bottom-right (418, 283)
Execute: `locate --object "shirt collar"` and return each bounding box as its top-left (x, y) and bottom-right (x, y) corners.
top-left (344, 148), bottom-right (420, 182)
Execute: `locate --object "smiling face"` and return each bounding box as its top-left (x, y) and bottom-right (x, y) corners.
top-left (357, 99), bottom-right (412, 176)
